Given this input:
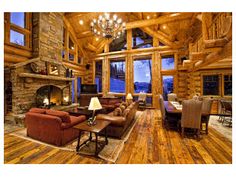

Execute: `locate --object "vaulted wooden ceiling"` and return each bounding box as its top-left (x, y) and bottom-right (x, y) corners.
top-left (64, 12), bottom-right (202, 56)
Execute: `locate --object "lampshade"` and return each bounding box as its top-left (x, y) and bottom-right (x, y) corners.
top-left (126, 93), bottom-right (133, 100)
top-left (88, 97), bottom-right (102, 111)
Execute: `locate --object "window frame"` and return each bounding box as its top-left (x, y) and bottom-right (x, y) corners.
top-left (95, 60), bottom-right (103, 93)
top-left (109, 57), bottom-right (126, 94)
top-left (222, 73), bottom-right (232, 97)
top-left (4, 12), bottom-right (32, 50)
top-left (132, 55), bottom-right (152, 94)
top-left (201, 74), bottom-right (221, 96)
top-left (161, 55), bottom-right (176, 71)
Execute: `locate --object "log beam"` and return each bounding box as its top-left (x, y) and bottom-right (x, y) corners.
top-left (126, 13), bottom-right (193, 29)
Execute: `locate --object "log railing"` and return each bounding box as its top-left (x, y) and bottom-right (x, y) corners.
top-left (207, 13), bottom-right (231, 40)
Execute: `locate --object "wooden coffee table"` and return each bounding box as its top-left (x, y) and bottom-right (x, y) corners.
top-left (74, 120), bottom-right (111, 156)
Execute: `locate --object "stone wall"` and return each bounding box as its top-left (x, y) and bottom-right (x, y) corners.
top-left (33, 12), bottom-right (64, 60)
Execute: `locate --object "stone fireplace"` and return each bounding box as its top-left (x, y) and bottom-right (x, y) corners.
top-left (9, 58), bottom-right (73, 114)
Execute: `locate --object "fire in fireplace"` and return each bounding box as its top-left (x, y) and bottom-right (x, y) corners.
top-left (36, 85), bottom-right (63, 108)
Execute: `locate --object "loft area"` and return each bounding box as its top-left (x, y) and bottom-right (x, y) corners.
top-left (3, 12), bottom-right (232, 165)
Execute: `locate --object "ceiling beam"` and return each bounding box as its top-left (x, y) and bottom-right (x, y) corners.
top-left (141, 27), bottom-right (180, 48)
top-left (126, 13), bottom-right (193, 29)
top-left (64, 12), bottom-right (89, 19)
top-left (77, 31), bottom-right (93, 39)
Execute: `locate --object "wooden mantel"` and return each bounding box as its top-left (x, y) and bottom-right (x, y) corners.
top-left (18, 73), bottom-right (75, 81)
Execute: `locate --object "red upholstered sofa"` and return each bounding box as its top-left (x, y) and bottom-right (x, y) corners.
top-left (25, 108), bottom-right (86, 146)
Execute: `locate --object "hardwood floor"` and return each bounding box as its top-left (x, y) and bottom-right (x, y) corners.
top-left (4, 109), bottom-right (232, 164)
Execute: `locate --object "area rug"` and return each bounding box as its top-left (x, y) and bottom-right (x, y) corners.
top-left (10, 111), bottom-right (143, 163)
top-left (209, 115), bottom-right (232, 141)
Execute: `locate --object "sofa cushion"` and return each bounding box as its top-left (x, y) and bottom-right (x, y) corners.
top-left (61, 115), bottom-right (86, 129)
top-left (29, 108), bottom-right (46, 114)
top-left (123, 108), bottom-right (130, 117)
top-left (113, 107), bottom-right (122, 116)
top-left (46, 110), bottom-right (71, 123)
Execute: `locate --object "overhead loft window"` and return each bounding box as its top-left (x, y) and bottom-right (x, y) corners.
top-left (202, 75), bottom-right (220, 96)
top-left (10, 30), bottom-right (25, 46)
top-left (162, 55), bottom-right (175, 70)
top-left (95, 60), bottom-right (103, 93)
top-left (224, 74), bottom-right (232, 96)
top-left (62, 27), bottom-right (66, 60)
top-left (110, 60), bottom-right (125, 93)
top-left (5, 12), bottom-right (31, 48)
top-left (109, 31), bottom-right (127, 52)
top-left (132, 28), bottom-right (153, 49)
top-left (68, 37), bottom-right (76, 61)
top-left (10, 12), bottom-right (25, 28)
top-left (162, 75), bottom-right (174, 100)
top-left (133, 58), bottom-right (152, 93)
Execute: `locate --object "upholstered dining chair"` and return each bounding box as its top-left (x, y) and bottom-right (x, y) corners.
top-left (138, 92), bottom-right (147, 109)
top-left (167, 93), bottom-right (178, 102)
top-left (159, 94), bottom-right (179, 129)
top-left (181, 99), bottom-right (202, 139)
top-left (201, 98), bottom-right (213, 134)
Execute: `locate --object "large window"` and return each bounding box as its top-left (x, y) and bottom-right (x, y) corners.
top-left (95, 61), bottom-right (103, 93)
top-left (133, 59), bottom-right (152, 93)
top-left (224, 74), bottom-right (232, 96)
top-left (162, 55), bottom-right (175, 70)
top-left (110, 60), bottom-right (125, 93)
top-left (132, 28), bottom-right (153, 49)
top-left (5, 12), bottom-right (31, 49)
top-left (203, 75), bottom-right (219, 96)
top-left (162, 76), bottom-right (174, 100)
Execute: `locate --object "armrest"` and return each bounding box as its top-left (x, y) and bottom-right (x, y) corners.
top-left (96, 114), bottom-right (126, 126)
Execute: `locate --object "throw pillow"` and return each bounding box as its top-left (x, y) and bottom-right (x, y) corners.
top-left (29, 108), bottom-right (46, 114)
top-left (46, 110), bottom-right (71, 123)
top-left (119, 105), bottom-right (126, 113)
top-left (113, 107), bottom-right (122, 116)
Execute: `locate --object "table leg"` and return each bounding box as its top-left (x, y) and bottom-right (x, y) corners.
top-left (76, 130), bottom-right (82, 152)
top-left (105, 128), bottom-right (108, 145)
top-left (95, 133), bottom-right (98, 156)
top-left (89, 132), bottom-right (92, 141)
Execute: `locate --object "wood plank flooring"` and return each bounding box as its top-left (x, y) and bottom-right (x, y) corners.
top-left (4, 109), bottom-right (232, 164)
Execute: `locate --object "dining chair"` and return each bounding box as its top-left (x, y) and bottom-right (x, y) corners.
top-left (181, 99), bottom-right (202, 139)
top-left (167, 93), bottom-right (178, 102)
top-left (220, 100), bottom-right (232, 127)
top-left (201, 98), bottom-right (213, 134)
top-left (138, 92), bottom-right (147, 109)
top-left (159, 94), bottom-right (179, 129)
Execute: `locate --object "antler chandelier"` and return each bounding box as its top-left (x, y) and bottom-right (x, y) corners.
top-left (90, 13), bottom-right (126, 39)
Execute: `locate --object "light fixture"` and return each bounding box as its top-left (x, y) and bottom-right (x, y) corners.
top-left (163, 25), bottom-right (167, 29)
top-left (96, 37), bottom-right (99, 41)
top-left (90, 13), bottom-right (126, 39)
top-left (79, 20), bottom-right (84, 25)
top-left (126, 93), bottom-right (133, 104)
top-left (147, 16), bottom-right (150, 19)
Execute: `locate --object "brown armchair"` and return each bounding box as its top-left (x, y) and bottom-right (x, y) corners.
top-left (181, 99), bottom-right (202, 138)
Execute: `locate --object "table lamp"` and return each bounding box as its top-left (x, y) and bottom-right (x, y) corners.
top-left (126, 93), bottom-right (133, 104)
top-left (88, 97), bottom-right (102, 125)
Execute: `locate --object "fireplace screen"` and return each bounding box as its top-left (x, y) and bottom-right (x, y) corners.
top-left (36, 85), bottom-right (62, 108)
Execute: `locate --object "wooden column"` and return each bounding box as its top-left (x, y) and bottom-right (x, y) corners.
top-left (174, 53), bottom-right (179, 95)
top-left (102, 57), bottom-right (109, 96)
top-left (202, 13), bottom-right (209, 40)
top-left (126, 29), bottom-right (133, 95)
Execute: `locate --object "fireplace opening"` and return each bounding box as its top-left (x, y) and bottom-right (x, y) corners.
top-left (36, 85), bottom-right (62, 108)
